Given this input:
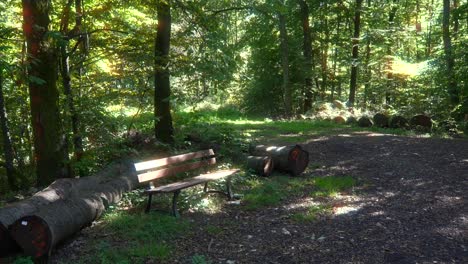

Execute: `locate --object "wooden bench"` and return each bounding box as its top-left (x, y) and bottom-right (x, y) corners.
top-left (134, 149), bottom-right (239, 217)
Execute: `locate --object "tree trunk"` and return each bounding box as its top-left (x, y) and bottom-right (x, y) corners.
top-left (385, 1), bottom-right (398, 105)
top-left (155, 0), bottom-right (174, 143)
top-left (443, 0), bottom-right (459, 105)
top-left (278, 10), bottom-right (292, 117)
top-left (246, 156), bottom-right (274, 177)
top-left (348, 0), bottom-right (363, 106)
top-left (299, 0), bottom-right (314, 113)
top-left (1, 159), bottom-right (137, 257)
top-left (321, 3), bottom-right (329, 99)
top-left (22, 0), bottom-right (68, 186)
top-left (0, 69), bottom-right (22, 256)
top-left (0, 69), bottom-right (17, 190)
top-left (363, 0), bottom-right (372, 107)
top-left (250, 145), bottom-right (309, 176)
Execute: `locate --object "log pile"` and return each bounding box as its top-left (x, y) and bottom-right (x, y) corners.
top-left (0, 159), bottom-right (139, 259)
top-left (247, 145), bottom-right (309, 176)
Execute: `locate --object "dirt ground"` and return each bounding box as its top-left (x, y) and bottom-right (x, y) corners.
top-left (49, 132), bottom-right (467, 264)
top-left (167, 132), bottom-right (468, 263)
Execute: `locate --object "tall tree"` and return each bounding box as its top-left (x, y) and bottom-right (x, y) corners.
top-left (442, 0), bottom-right (459, 105)
top-left (155, 0), bottom-right (174, 143)
top-left (22, 0), bottom-right (68, 185)
top-left (0, 67), bottom-right (17, 189)
top-left (385, 0), bottom-right (398, 104)
top-left (348, 0), bottom-right (363, 105)
top-left (299, 0), bottom-right (314, 113)
top-left (278, 2), bottom-right (291, 117)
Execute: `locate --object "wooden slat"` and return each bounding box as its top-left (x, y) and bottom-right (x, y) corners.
top-left (137, 158), bottom-right (216, 183)
top-left (134, 149), bottom-right (215, 172)
top-left (146, 169), bottom-right (240, 193)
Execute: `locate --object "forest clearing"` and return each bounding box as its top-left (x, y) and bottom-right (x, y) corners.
top-left (0, 0), bottom-right (467, 263)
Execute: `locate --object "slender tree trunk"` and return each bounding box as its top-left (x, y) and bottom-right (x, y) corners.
top-left (155, 0), bottom-right (174, 143)
top-left (22, 0), bottom-right (68, 186)
top-left (386, 1), bottom-right (398, 105)
top-left (363, 0), bottom-right (372, 107)
top-left (0, 69), bottom-right (17, 190)
top-left (348, 0), bottom-right (363, 106)
top-left (60, 0), bottom-right (84, 175)
top-left (443, 0), bottom-right (459, 105)
top-left (299, 0), bottom-right (313, 113)
top-left (278, 10), bottom-right (291, 117)
top-left (321, 3), bottom-right (329, 100)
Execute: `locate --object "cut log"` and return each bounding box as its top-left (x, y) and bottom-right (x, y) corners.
top-left (9, 194), bottom-right (105, 258)
top-left (9, 163), bottom-right (139, 258)
top-left (0, 178), bottom-right (77, 256)
top-left (358, 116), bottom-right (373, 127)
top-left (373, 113), bottom-right (389, 128)
top-left (246, 156), bottom-right (274, 177)
top-left (250, 145), bottom-right (309, 176)
top-left (0, 159), bottom-right (137, 257)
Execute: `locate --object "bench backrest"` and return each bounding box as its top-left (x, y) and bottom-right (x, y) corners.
top-left (134, 149), bottom-right (216, 185)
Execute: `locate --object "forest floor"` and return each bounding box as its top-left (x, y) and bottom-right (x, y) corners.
top-left (45, 131), bottom-right (468, 264)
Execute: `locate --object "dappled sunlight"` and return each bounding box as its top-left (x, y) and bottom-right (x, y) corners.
top-left (105, 104), bottom-right (140, 117)
top-left (390, 57), bottom-right (430, 78)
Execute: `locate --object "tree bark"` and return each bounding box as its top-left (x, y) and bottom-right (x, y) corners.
top-left (348, 0), bottom-right (363, 106)
top-left (443, 0), bottom-right (459, 105)
top-left (155, 0), bottom-right (174, 143)
top-left (250, 145), bottom-right (309, 176)
top-left (246, 156), bottom-right (274, 177)
top-left (299, 0), bottom-right (314, 113)
top-left (278, 9), bottom-right (292, 117)
top-left (0, 68), bottom-right (17, 190)
top-left (22, 0), bottom-right (68, 186)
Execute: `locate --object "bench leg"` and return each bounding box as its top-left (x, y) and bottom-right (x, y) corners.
top-left (226, 178), bottom-right (233, 200)
top-left (203, 182), bottom-right (209, 192)
top-left (145, 193), bottom-right (153, 213)
top-left (172, 190), bottom-right (181, 218)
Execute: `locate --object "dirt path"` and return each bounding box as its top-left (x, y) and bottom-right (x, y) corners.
top-left (168, 133), bottom-right (468, 263)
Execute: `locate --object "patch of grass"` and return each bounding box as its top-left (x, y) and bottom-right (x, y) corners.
top-left (243, 178), bottom-right (287, 210)
top-left (13, 256), bottom-right (34, 264)
top-left (291, 205), bottom-right (332, 223)
top-left (191, 254), bottom-right (212, 264)
top-left (69, 210), bottom-right (192, 263)
top-left (103, 210), bottom-right (190, 242)
top-left (242, 176), bottom-right (317, 210)
top-left (204, 225), bottom-right (224, 235)
top-left (128, 242), bottom-right (171, 260)
top-left (312, 176), bottom-right (357, 197)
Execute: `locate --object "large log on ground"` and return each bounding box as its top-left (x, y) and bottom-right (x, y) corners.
top-left (250, 145), bottom-right (309, 176)
top-left (9, 162), bottom-right (139, 258)
top-left (9, 194), bottom-right (104, 258)
top-left (0, 159), bottom-right (136, 257)
top-left (246, 156), bottom-right (274, 177)
top-left (0, 178), bottom-right (77, 256)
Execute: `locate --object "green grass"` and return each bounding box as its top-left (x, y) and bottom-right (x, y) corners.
top-left (242, 176), bottom-right (316, 210)
top-left (204, 225), bottom-right (224, 235)
top-left (191, 254), bottom-right (212, 264)
top-left (243, 178), bottom-right (286, 210)
top-left (312, 176), bottom-right (357, 197)
top-left (291, 205), bottom-right (332, 223)
top-left (64, 210), bottom-right (191, 263)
